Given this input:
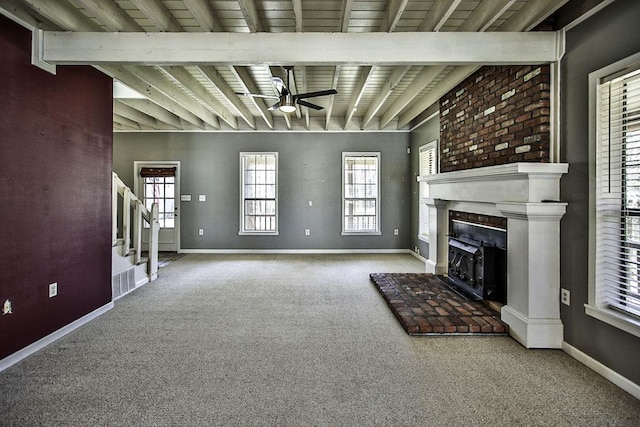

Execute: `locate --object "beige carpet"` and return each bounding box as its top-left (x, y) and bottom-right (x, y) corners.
top-left (1, 254), bottom-right (638, 426)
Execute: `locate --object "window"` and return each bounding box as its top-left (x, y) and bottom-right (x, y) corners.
top-left (342, 152), bottom-right (380, 234)
top-left (240, 153), bottom-right (278, 234)
top-left (588, 57), bottom-right (640, 337)
top-left (418, 141), bottom-right (438, 241)
top-left (140, 167), bottom-right (176, 229)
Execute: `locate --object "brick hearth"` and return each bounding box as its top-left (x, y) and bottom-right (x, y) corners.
top-left (370, 273), bottom-right (507, 335)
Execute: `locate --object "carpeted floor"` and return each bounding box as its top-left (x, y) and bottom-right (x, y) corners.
top-left (1, 254), bottom-right (639, 426)
top-left (370, 273), bottom-right (508, 335)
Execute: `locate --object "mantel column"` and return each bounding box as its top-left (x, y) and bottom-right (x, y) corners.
top-left (425, 198), bottom-right (448, 275)
top-left (497, 202), bottom-right (567, 349)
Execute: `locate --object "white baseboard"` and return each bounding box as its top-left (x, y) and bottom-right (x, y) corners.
top-left (410, 250), bottom-right (428, 264)
top-left (180, 248), bottom-right (414, 255)
top-left (0, 302), bottom-right (114, 373)
top-left (562, 341), bottom-right (640, 399)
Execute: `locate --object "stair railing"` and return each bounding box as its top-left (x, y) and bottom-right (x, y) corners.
top-left (112, 172), bottom-right (159, 281)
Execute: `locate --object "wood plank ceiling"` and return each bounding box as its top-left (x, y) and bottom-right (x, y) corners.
top-left (1, 0), bottom-right (568, 132)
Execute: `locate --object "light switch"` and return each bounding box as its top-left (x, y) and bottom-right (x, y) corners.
top-left (181, 194), bottom-right (191, 202)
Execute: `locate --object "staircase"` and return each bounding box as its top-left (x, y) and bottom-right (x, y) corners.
top-left (112, 172), bottom-right (159, 300)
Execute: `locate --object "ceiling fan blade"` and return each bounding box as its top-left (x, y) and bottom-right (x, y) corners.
top-left (270, 76), bottom-right (284, 94)
top-left (235, 92), bottom-right (279, 99)
top-left (294, 89), bottom-right (338, 99)
top-left (297, 100), bottom-right (324, 110)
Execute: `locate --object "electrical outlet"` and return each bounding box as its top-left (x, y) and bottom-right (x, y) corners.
top-left (49, 282), bottom-right (58, 298)
top-left (394, 228), bottom-right (399, 236)
top-left (199, 228), bottom-right (204, 236)
top-left (305, 229), bottom-right (310, 236)
top-left (2, 299), bottom-right (12, 315)
top-left (561, 288), bottom-right (570, 306)
top-left (308, 200), bottom-right (313, 207)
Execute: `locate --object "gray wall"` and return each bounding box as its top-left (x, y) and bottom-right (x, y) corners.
top-left (409, 108), bottom-right (440, 259)
top-left (114, 132), bottom-right (411, 250)
top-left (560, 0), bottom-right (640, 384)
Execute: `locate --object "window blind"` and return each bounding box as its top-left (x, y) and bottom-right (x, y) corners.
top-left (419, 143), bottom-right (437, 238)
top-left (596, 68), bottom-right (640, 318)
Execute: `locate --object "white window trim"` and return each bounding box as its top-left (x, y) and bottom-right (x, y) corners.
top-left (239, 152), bottom-right (279, 236)
top-left (587, 51), bottom-right (640, 339)
top-left (341, 152), bottom-right (381, 236)
top-left (418, 140), bottom-right (438, 243)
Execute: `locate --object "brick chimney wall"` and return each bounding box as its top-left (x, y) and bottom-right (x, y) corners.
top-left (439, 65), bottom-right (551, 173)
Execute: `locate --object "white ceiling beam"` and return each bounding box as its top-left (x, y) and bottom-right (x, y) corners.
top-left (197, 66), bottom-right (255, 129)
top-left (292, 0), bottom-right (303, 32)
top-left (20, 0), bottom-right (101, 31)
top-left (42, 31), bottom-right (562, 65)
top-left (98, 64), bottom-right (210, 129)
top-left (297, 66), bottom-right (310, 129)
top-left (379, 0), bottom-right (409, 32)
top-left (183, 0), bottom-right (224, 31)
top-left (325, 65), bottom-right (341, 130)
top-left (379, 65), bottom-right (446, 129)
top-left (129, 0), bottom-right (183, 32)
top-left (74, 0), bottom-right (140, 32)
top-left (419, 0), bottom-right (462, 31)
top-left (340, 0), bottom-right (354, 32)
top-left (458, 0), bottom-right (516, 32)
top-left (397, 65), bottom-right (479, 129)
top-left (113, 114), bottom-right (141, 130)
top-left (361, 65), bottom-right (410, 129)
top-left (118, 99), bottom-right (183, 129)
top-left (161, 66), bottom-right (236, 129)
top-left (228, 66), bottom-right (274, 129)
top-left (345, 66), bottom-right (376, 129)
top-left (0, 0), bottom-right (59, 31)
top-left (112, 111), bottom-right (146, 130)
top-left (499, 0), bottom-right (570, 32)
top-left (114, 101), bottom-right (159, 129)
top-left (237, 0), bottom-right (262, 32)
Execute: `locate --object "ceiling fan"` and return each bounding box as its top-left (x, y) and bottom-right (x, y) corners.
top-left (236, 66), bottom-right (338, 113)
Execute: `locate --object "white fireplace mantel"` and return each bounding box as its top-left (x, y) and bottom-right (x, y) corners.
top-left (419, 162), bottom-right (569, 349)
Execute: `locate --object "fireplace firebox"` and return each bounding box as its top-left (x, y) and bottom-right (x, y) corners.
top-left (447, 219), bottom-right (506, 303)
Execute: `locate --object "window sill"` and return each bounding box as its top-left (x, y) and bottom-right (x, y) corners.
top-left (584, 304), bottom-right (640, 339)
top-left (341, 231), bottom-right (382, 236)
top-left (239, 231), bottom-right (279, 236)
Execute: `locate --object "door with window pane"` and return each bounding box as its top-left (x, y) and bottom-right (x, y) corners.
top-left (135, 162), bottom-right (180, 252)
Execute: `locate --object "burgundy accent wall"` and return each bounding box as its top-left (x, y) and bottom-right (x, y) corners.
top-left (439, 65), bottom-right (551, 172)
top-left (0, 16), bottom-right (113, 359)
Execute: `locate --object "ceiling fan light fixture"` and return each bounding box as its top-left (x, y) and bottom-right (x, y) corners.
top-left (278, 94), bottom-right (297, 113)
top-left (279, 104), bottom-right (297, 113)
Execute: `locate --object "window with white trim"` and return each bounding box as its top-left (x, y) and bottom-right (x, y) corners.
top-left (240, 152), bottom-right (278, 234)
top-left (418, 141), bottom-right (438, 241)
top-left (342, 152), bottom-right (380, 234)
top-left (589, 59), bottom-right (640, 336)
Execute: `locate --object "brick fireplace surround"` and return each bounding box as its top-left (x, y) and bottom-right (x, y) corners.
top-left (419, 162), bottom-right (568, 349)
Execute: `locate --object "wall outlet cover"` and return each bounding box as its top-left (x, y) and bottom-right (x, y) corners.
top-left (49, 282), bottom-right (58, 298)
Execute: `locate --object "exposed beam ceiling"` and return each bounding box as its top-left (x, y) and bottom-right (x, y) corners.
top-left (0, 0), bottom-right (572, 133)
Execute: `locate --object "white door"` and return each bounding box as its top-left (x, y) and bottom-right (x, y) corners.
top-left (134, 161), bottom-right (180, 252)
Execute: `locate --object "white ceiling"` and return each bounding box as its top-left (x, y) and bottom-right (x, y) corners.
top-left (1, 0), bottom-right (570, 132)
